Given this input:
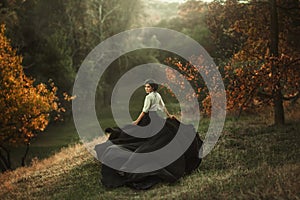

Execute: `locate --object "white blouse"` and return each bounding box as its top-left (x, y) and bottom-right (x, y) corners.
top-left (142, 92), bottom-right (165, 113)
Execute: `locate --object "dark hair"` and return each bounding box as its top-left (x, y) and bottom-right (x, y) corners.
top-left (144, 79), bottom-right (158, 91)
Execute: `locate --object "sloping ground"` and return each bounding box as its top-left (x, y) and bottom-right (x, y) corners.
top-left (0, 120), bottom-right (299, 200)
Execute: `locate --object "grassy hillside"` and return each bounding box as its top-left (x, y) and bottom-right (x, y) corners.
top-left (7, 121), bottom-right (80, 169)
top-left (0, 115), bottom-right (299, 200)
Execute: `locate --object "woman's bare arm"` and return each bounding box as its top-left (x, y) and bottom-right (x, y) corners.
top-left (163, 107), bottom-right (175, 119)
top-left (133, 111), bottom-right (146, 125)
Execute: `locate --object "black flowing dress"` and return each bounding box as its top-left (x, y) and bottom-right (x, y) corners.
top-left (94, 111), bottom-right (203, 190)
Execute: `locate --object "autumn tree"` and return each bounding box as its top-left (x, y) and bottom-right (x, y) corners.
top-left (164, 56), bottom-right (225, 118)
top-left (205, 0), bottom-right (300, 125)
top-left (0, 0), bottom-right (144, 118)
top-left (164, 57), bottom-right (205, 101)
top-left (204, 0), bottom-right (248, 64)
top-left (164, 0), bottom-right (299, 123)
top-left (0, 25), bottom-right (64, 172)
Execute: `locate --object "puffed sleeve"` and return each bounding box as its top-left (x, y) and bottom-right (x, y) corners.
top-left (142, 95), bottom-right (151, 113)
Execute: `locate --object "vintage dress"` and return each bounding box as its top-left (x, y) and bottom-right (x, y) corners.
top-left (95, 92), bottom-right (203, 190)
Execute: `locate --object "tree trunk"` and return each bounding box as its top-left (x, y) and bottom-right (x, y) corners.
top-left (21, 143), bottom-right (30, 167)
top-left (270, 0), bottom-right (285, 125)
top-left (274, 93), bottom-right (285, 125)
top-left (0, 145), bottom-right (11, 172)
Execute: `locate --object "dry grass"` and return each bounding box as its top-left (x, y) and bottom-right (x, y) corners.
top-left (0, 144), bottom-right (93, 198)
top-left (0, 116), bottom-right (299, 200)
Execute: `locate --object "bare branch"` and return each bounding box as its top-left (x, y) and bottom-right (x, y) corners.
top-left (22, 62), bottom-right (35, 69)
top-left (257, 90), bottom-right (273, 99)
top-left (237, 88), bottom-right (256, 119)
top-left (283, 91), bottom-right (300, 101)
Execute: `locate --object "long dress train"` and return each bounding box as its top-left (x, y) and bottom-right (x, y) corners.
top-left (94, 111), bottom-right (203, 190)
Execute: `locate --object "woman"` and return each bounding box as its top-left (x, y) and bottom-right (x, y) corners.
top-left (95, 79), bottom-right (202, 190)
top-left (132, 80), bottom-right (174, 126)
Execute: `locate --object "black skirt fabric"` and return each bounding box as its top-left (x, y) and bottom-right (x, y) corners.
top-left (94, 112), bottom-right (203, 190)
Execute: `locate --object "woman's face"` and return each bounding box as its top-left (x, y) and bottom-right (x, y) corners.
top-left (144, 84), bottom-right (153, 94)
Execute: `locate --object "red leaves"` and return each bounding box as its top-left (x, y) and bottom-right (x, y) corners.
top-left (225, 52), bottom-right (300, 114)
top-left (164, 57), bottom-right (214, 116)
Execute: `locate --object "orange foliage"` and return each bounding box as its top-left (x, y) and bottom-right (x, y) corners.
top-left (0, 24), bottom-right (63, 146)
top-left (225, 54), bottom-right (300, 113)
top-left (204, 0), bottom-right (300, 120)
top-left (222, 1), bottom-right (300, 114)
top-left (164, 57), bottom-right (203, 100)
top-left (164, 57), bottom-right (222, 116)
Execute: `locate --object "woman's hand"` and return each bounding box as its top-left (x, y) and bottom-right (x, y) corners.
top-left (133, 112), bottom-right (145, 125)
top-left (132, 120), bottom-right (139, 125)
top-left (168, 114), bottom-right (176, 119)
